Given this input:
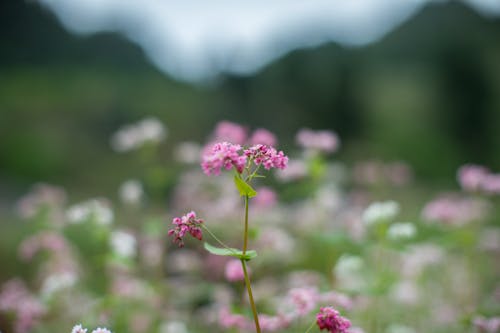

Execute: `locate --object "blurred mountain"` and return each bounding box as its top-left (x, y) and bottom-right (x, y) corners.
top-left (1, 0), bottom-right (499, 191)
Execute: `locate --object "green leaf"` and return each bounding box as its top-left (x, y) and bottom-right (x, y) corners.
top-left (234, 176), bottom-right (257, 198)
top-left (204, 242), bottom-right (257, 261)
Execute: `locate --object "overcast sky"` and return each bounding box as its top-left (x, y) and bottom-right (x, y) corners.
top-left (37, 0), bottom-right (500, 83)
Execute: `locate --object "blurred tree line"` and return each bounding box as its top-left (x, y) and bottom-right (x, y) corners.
top-left (1, 0), bottom-right (499, 196)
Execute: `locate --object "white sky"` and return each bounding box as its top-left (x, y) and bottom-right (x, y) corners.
top-left (37, 0), bottom-right (500, 83)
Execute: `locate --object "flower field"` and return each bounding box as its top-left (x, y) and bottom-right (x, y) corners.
top-left (0, 120), bottom-right (498, 333)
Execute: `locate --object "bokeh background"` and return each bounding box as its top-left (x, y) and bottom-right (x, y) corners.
top-left (0, 0), bottom-right (499, 332)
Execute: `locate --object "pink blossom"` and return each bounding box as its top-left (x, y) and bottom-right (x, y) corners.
top-left (201, 142), bottom-right (247, 175)
top-left (168, 211), bottom-right (204, 247)
top-left (482, 174), bottom-right (500, 194)
top-left (249, 128), bottom-right (277, 146)
top-left (473, 316), bottom-right (500, 333)
top-left (253, 187), bottom-right (277, 208)
top-left (219, 307), bottom-right (250, 330)
top-left (258, 314), bottom-right (290, 332)
top-left (316, 307), bottom-right (351, 333)
top-left (296, 128), bottom-right (339, 153)
top-left (287, 287), bottom-right (319, 317)
top-left (421, 195), bottom-right (488, 226)
top-left (224, 259), bottom-right (246, 282)
top-left (19, 231), bottom-right (68, 261)
top-left (244, 144), bottom-right (288, 170)
top-left (458, 164), bottom-right (490, 192)
top-left (214, 121), bottom-right (247, 144)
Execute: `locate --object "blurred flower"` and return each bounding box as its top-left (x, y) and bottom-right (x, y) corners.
top-left (333, 255), bottom-right (365, 292)
top-left (71, 324), bottom-right (87, 333)
top-left (224, 259), bottom-right (246, 282)
top-left (258, 314), bottom-right (289, 332)
top-left (201, 142), bottom-right (247, 175)
top-left (482, 173), bottom-right (500, 194)
top-left (18, 231), bottom-right (68, 261)
top-left (253, 186), bottom-right (277, 208)
top-left (296, 128), bottom-right (340, 153)
top-left (110, 117), bottom-right (167, 152)
top-left (389, 280), bottom-right (419, 305)
top-left (160, 321), bottom-right (188, 333)
top-left (110, 230), bottom-right (137, 258)
top-left (91, 328), bottom-right (112, 333)
top-left (16, 183), bottom-right (66, 219)
top-left (0, 279), bottom-right (46, 333)
top-left (168, 211), bottom-right (203, 247)
top-left (286, 287), bottom-right (319, 316)
top-left (472, 315), bottom-right (500, 333)
top-left (66, 199), bottom-right (114, 225)
top-left (421, 195), bottom-right (488, 226)
top-left (386, 324), bottom-right (416, 333)
top-left (316, 306), bottom-right (351, 333)
top-left (401, 243), bottom-right (444, 278)
top-left (275, 159), bottom-right (308, 182)
top-left (119, 179), bottom-right (143, 205)
top-left (458, 164), bottom-right (490, 192)
top-left (167, 250), bottom-right (202, 274)
top-left (41, 271), bottom-right (77, 299)
top-left (219, 307), bottom-right (250, 330)
top-left (173, 141), bottom-right (202, 164)
top-left (362, 201), bottom-right (399, 226)
top-left (249, 128), bottom-right (277, 146)
top-left (319, 291), bottom-right (353, 310)
top-left (387, 222), bottom-right (417, 240)
top-left (244, 144), bottom-right (288, 170)
top-left (213, 121), bottom-right (247, 144)
top-left (353, 161), bottom-right (413, 186)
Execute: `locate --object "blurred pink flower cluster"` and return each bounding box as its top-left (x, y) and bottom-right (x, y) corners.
top-left (71, 324), bottom-right (112, 333)
top-left (0, 279), bottom-right (45, 333)
top-left (422, 195), bottom-right (489, 226)
top-left (296, 128), bottom-right (340, 153)
top-left (213, 121), bottom-right (277, 147)
top-left (458, 164), bottom-right (500, 194)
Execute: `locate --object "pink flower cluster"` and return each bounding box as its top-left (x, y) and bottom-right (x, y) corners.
top-left (316, 307), bottom-right (351, 333)
top-left (422, 195), bottom-right (488, 226)
top-left (244, 144), bottom-right (288, 170)
top-left (201, 142), bottom-right (288, 176)
top-left (458, 164), bottom-right (500, 194)
top-left (0, 279), bottom-right (45, 333)
top-left (213, 121), bottom-right (277, 147)
top-left (224, 259), bottom-right (247, 282)
top-left (296, 128), bottom-right (340, 153)
top-left (473, 315), bottom-right (500, 333)
top-left (168, 211), bottom-right (203, 247)
top-left (18, 231), bottom-right (68, 261)
top-left (201, 142), bottom-right (247, 175)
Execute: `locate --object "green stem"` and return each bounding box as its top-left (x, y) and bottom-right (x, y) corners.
top-left (304, 318), bottom-right (317, 333)
top-left (201, 224), bottom-right (237, 255)
top-left (241, 259), bottom-right (261, 333)
top-left (243, 195), bottom-right (249, 254)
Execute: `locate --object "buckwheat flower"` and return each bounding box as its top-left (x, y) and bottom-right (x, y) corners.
top-left (224, 259), bottom-right (247, 282)
top-left (287, 287), bottom-right (319, 317)
top-left (214, 121), bottom-right (247, 144)
top-left (296, 128), bottom-right (340, 153)
top-left (71, 324), bottom-right (87, 333)
top-left (110, 230), bottom-right (137, 258)
top-left (118, 179), bottom-right (143, 205)
top-left (219, 307), bottom-right (250, 330)
top-left (387, 222), bottom-right (417, 240)
top-left (316, 306), bottom-right (351, 333)
top-left (472, 315), bottom-right (500, 333)
top-left (253, 187), bottom-right (277, 208)
top-left (249, 128), bottom-right (277, 146)
top-left (201, 142), bottom-right (247, 175)
top-left (482, 173), bottom-right (500, 194)
top-left (244, 144), bottom-right (288, 170)
top-left (91, 328), bottom-right (112, 333)
top-left (362, 201), bottom-right (399, 226)
top-left (457, 164), bottom-right (489, 192)
top-left (168, 211), bottom-right (203, 247)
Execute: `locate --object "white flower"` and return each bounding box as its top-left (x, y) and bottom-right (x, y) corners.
top-left (363, 200), bottom-right (400, 225)
top-left (160, 321), bottom-right (188, 333)
top-left (72, 324), bottom-right (87, 333)
top-left (387, 222), bottom-right (417, 240)
top-left (91, 328), bottom-right (112, 333)
top-left (66, 199), bottom-right (113, 225)
top-left (333, 254), bottom-right (365, 292)
top-left (119, 179), bottom-right (143, 205)
top-left (174, 141), bottom-right (202, 164)
top-left (42, 272), bottom-right (77, 298)
top-left (110, 117), bottom-right (167, 152)
top-left (110, 230), bottom-right (136, 258)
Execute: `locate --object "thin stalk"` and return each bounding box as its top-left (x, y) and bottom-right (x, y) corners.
top-left (243, 195), bottom-right (249, 254)
top-left (304, 318), bottom-right (317, 333)
top-left (201, 224), bottom-right (237, 255)
top-left (241, 259), bottom-right (261, 333)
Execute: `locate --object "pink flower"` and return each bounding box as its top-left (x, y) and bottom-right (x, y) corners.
top-left (201, 142), bottom-right (247, 175)
top-left (482, 174), bottom-right (500, 194)
top-left (219, 307), bottom-right (250, 330)
top-left (168, 211), bottom-right (204, 247)
top-left (224, 259), bottom-right (246, 282)
top-left (214, 121), bottom-right (247, 144)
top-left (253, 187), bottom-right (277, 208)
top-left (473, 316), bottom-right (500, 333)
top-left (458, 164), bottom-right (489, 192)
top-left (249, 128), bottom-right (277, 146)
top-left (316, 307), bottom-right (351, 333)
top-left (421, 195), bottom-right (488, 226)
top-left (296, 129), bottom-right (340, 153)
top-left (244, 144), bottom-right (288, 170)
